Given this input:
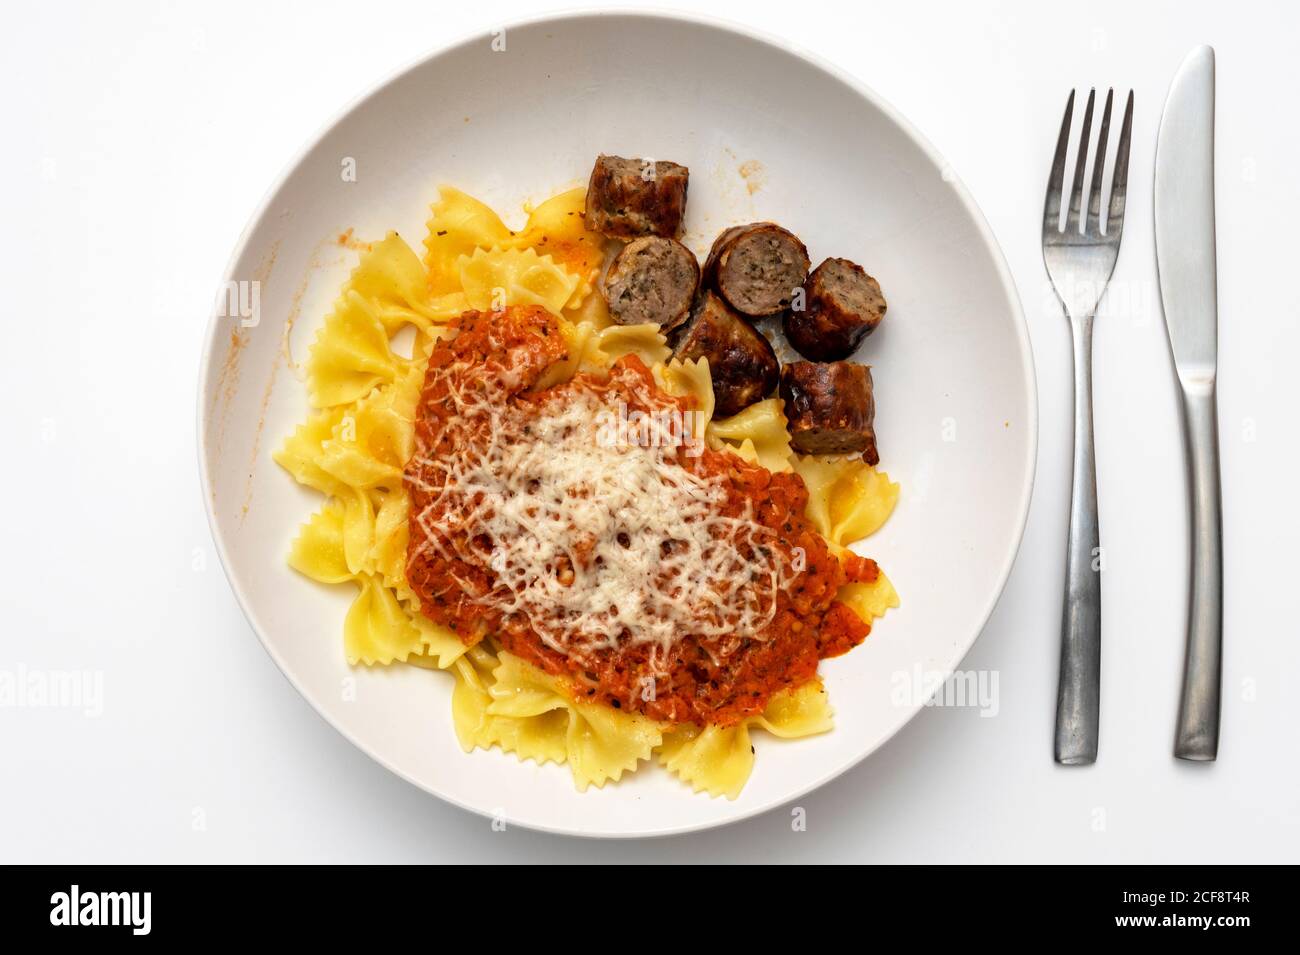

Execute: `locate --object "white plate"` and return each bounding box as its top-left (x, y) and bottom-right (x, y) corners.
top-left (198, 10), bottom-right (1036, 838)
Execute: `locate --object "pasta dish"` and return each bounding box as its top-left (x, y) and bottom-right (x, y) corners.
top-left (276, 157), bottom-right (899, 798)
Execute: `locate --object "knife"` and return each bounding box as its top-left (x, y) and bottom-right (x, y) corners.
top-left (1154, 45), bottom-right (1223, 761)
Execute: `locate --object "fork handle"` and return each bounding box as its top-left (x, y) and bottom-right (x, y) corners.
top-left (1055, 314), bottom-right (1101, 765)
top-left (1174, 384), bottom-right (1223, 760)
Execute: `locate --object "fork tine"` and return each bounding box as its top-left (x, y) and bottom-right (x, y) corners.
top-left (1065, 89), bottom-right (1096, 233)
top-left (1044, 90), bottom-right (1075, 233)
top-left (1086, 89), bottom-right (1114, 235)
top-left (1107, 90), bottom-right (1135, 239)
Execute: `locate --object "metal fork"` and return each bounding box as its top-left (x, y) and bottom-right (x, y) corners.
top-left (1042, 87), bottom-right (1134, 765)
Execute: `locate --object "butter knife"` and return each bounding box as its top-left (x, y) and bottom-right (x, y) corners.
top-left (1154, 45), bottom-right (1223, 761)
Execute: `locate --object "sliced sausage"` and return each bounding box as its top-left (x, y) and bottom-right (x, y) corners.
top-left (601, 237), bottom-right (700, 331)
top-left (780, 360), bottom-right (878, 463)
top-left (585, 155), bottom-right (689, 239)
top-left (672, 290), bottom-right (780, 417)
top-left (784, 257), bottom-right (887, 361)
top-left (703, 222), bottom-right (810, 317)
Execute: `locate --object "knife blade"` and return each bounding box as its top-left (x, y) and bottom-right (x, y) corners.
top-left (1154, 45), bottom-right (1224, 761)
top-left (1156, 46), bottom-right (1218, 384)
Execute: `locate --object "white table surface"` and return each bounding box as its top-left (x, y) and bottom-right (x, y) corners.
top-left (3, 0), bottom-right (1297, 863)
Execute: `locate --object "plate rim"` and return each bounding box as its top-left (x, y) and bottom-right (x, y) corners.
top-left (196, 7), bottom-right (1039, 840)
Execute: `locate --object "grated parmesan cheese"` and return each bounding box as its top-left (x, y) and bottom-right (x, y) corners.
top-left (407, 353), bottom-right (792, 671)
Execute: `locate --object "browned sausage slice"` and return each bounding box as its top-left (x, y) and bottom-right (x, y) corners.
top-left (585, 155), bottom-right (689, 239)
top-left (703, 222), bottom-right (810, 317)
top-left (601, 236), bottom-right (700, 331)
top-left (672, 290), bottom-right (780, 418)
top-left (780, 360), bottom-right (878, 463)
top-left (784, 257), bottom-right (887, 361)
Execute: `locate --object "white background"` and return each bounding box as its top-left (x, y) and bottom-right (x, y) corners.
top-left (2, 0), bottom-right (1297, 863)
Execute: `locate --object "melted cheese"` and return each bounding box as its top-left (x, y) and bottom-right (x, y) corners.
top-left (408, 357), bottom-right (791, 670)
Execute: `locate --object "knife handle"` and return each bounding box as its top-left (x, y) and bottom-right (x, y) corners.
top-left (1055, 314), bottom-right (1101, 765)
top-left (1174, 384), bottom-right (1223, 760)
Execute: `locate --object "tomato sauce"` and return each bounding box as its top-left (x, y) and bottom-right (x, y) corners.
top-left (405, 306), bottom-right (876, 726)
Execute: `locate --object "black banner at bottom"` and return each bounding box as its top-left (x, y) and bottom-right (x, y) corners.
top-left (1, 866), bottom-right (1278, 938)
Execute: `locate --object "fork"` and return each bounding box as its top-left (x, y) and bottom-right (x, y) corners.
top-left (1042, 88), bottom-right (1134, 765)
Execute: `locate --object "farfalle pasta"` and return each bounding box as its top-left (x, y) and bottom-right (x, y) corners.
top-left (659, 680), bottom-right (834, 799)
top-left (276, 183), bottom-right (901, 799)
top-left (453, 647), bottom-right (664, 791)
